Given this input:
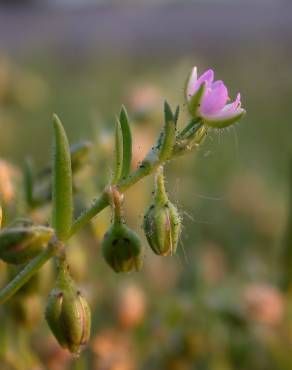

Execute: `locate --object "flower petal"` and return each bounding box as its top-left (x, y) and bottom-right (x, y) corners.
top-left (200, 80), bottom-right (228, 116)
top-left (187, 68), bottom-right (214, 100)
top-left (220, 93), bottom-right (241, 115)
top-left (203, 107), bottom-right (246, 128)
top-left (186, 66), bottom-right (198, 99)
top-left (196, 69), bottom-right (214, 87)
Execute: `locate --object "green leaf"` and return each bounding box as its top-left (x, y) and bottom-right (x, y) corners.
top-left (119, 106), bottom-right (132, 179)
top-left (112, 118), bottom-right (123, 184)
top-left (52, 114), bottom-right (73, 241)
top-left (158, 101), bottom-right (177, 161)
top-left (174, 105), bottom-right (180, 125)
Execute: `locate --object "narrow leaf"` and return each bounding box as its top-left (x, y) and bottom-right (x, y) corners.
top-left (52, 114), bottom-right (73, 241)
top-left (158, 101), bottom-right (177, 161)
top-left (119, 106), bottom-right (132, 179)
top-left (112, 118), bottom-right (123, 184)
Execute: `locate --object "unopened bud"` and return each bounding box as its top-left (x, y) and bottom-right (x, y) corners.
top-left (143, 167), bottom-right (181, 256)
top-left (102, 223), bottom-right (143, 273)
top-left (45, 258), bottom-right (91, 354)
top-left (0, 225), bottom-right (54, 264)
top-left (102, 187), bottom-right (143, 272)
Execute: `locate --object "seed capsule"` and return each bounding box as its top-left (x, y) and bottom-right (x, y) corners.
top-left (143, 167), bottom-right (181, 256)
top-left (101, 186), bottom-right (143, 273)
top-left (102, 223), bottom-right (143, 273)
top-left (0, 225), bottom-right (54, 264)
top-left (45, 259), bottom-right (91, 354)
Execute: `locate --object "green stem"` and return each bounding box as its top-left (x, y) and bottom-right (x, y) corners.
top-left (107, 186), bottom-right (124, 225)
top-left (0, 159), bottom-right (160, 304)
top-left (154, 166), bottom-right (168, 204)
top-left (177, 118), bottom-right (200, 139)
top-left (69, 165), bottom-right (153, 237)
top-left (69, 123), bottom-right (207, 238)
top-left (0, 242), bottom-right (59, 305)
top-left (69, 191), bottom-right (108, 237)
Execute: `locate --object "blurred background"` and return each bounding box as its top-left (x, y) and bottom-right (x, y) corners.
top-left (1, 0), bottom-right (292, 369)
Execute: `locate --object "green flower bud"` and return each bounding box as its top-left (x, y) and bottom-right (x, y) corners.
top-left (102, 223), bottom-right (143, 273)
top-left (143, 167), bottom-right (181, 256)
top-left (102, 187), bottom-right (143, 273)
top-left (45, 258), bottom-right (91, 354)
top-left (0, 225), bottom-right (54, 264)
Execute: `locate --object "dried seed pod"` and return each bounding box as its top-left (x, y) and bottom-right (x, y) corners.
top-left (143, 167), bottom-right (181, 256)
top-left (45, 258), bottom-right (91, 354)
top-left (0, 225), bottom-right (54, 264)
top-left (101, 187), bottom-right (143, 273)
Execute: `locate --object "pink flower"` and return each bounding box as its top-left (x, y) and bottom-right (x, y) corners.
top-left (186, 67), bottom-right (246, 128)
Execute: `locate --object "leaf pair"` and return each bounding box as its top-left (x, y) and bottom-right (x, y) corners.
top-left (140, 101), bottom-right (179, 171)
top-left (158, 101), bottom-right (179, 161)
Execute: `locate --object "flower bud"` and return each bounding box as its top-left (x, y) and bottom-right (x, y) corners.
top-left (143, 167), bottom-right (181, 256)
top-left (45, 259), bottom-right (91, 354)
top-left (102, 223), bottom-right (143, 273)
top-left (101, 186), bottom-right (143, 273)
top-left (0, 225), bottom-right (54, 264)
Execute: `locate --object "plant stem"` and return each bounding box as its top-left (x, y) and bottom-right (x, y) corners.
top-left (154, 166), bottom-right (168, 204)
top-left (177, 118), bottom-right (200, 139)
top-left (70, 122), bottom-right (206, 238)
top-left (69, 165), bottom-right (156, 237)
top-left (0, 117), bottom-right (206, 305)
top-left (0, 242), bottom-right (59, 305)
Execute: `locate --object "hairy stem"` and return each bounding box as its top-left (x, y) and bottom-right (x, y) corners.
top-left (70, 122), bottom-right (207, 238)
top-left (0, 120), bottom-right (206, 304)
top-left (69, 165), bottom-right (157, 237)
